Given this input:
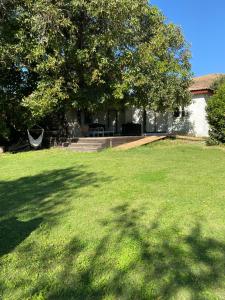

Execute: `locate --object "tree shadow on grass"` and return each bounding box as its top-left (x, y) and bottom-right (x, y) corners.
top-left (0, 166), bottom-right (111, 258)
top-left (44, 203), bottom-right (225, 300)
top-left (0, 217), bottom-right (42, 257)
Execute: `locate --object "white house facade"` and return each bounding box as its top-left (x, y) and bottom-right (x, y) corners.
top-left (125, 74), bottom-right (224, 137)
top-left (66, 74), bottom-right (223, 138)
top-left (125, 94), bottom-right (210, 137)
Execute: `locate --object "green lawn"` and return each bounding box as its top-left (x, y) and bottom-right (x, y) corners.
top-left (0, 140), bottom-right (225, 300)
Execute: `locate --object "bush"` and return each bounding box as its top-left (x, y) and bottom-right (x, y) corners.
top-left (206, 83), bottom-right (225, 144)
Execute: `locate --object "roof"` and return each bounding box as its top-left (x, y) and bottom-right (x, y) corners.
top-left (189, 74), bottom-right (225, 93)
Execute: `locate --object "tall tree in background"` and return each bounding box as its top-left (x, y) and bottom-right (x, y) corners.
top-left (0, 0), bottom-right (28, 142)
top-left (207, 77), bottom-right (225, 144)
top-left (0, 0), bottom-right (192, 143)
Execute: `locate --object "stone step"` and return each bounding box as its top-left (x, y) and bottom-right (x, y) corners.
top-left (63, 136), bottom-right (145, 152)
top-left (77, 138), bottom-right (108, 143)
top-left (67, 148), bottom-right (101, 153)
top-left (68, 145), bottom-right (103, 151)
top-left (65, 137), bottom-right (108, 152)
top-left (69, 142), bottom-right (105, 147)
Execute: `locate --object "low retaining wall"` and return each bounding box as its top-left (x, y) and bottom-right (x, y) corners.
top-left (170, 135), bottom-right (206, 142)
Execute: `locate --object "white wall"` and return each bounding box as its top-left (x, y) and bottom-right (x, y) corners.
top-left (186, 95), bottom-right (209, 137)
top-left (125, 107), bottom-right (169, 133)
top-left (125, 94), bottom-right (210, 137)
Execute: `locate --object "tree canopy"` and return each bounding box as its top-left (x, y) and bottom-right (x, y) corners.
top-left (207, 77), bottom-right (225, 144)
top-left (0, 0), bottom-right (192, 142)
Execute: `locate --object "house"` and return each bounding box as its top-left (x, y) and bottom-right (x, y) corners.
top-left (66, 74), bottom-right (224, 138)
top-left (180, 73), bottom-right (224, 137)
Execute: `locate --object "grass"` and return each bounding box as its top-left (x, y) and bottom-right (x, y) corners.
top-left (0, 140), bottom-right (225, 300)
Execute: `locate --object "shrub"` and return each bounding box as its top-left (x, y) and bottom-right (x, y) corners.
top-left (207, 83), bottom-right (225, 144)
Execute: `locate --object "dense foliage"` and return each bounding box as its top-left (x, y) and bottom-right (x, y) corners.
top-left (0, 0), bottom-right (192, 143)
top-left (207, 80), bottom-right (225, 144)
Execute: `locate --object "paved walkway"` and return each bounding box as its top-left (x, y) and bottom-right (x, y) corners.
top-left (114, 135), bottom-right (167, 150)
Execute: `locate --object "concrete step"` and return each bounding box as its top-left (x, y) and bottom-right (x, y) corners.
top-left (77, 138), bottom-right (108, 143)
top-left (67, 147), bottom-right (102, 152)
top-left (65, 137), bottom-right (107, 152)
top-left (69, 143), bottom-right (104, 149)
top-left (68, 145), bottom-right (103, 151)
top-left (69, 142), bottom-right (105, 147)
top-left (63, 136), bottom-right (145, 152)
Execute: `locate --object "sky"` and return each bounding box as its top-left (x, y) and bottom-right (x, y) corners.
top-left (150, 0), bottom-right (225, 77)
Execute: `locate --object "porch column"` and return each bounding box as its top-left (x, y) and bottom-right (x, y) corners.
top-left (143, 109), bottom-right (147, 134)
top-left (115, 110), bottom-right (118, 133)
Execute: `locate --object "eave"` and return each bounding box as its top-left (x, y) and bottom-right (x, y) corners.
top-left (190, 89), bottom-right (214, 96)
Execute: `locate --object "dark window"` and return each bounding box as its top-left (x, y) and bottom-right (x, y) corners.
top-left (84, 110), bottom-right (92, 124)
top-left (173, 107), bottom-right (180, 118)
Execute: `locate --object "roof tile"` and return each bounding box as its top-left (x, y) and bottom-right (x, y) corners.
top-left (189, 74), bottom-right (225, 91)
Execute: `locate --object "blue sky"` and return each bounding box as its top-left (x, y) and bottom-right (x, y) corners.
top-left (151, 0), bottom-right (225, 76)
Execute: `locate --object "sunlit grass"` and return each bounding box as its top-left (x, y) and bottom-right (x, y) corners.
top-left (0, 140), bottom-right (225, 299)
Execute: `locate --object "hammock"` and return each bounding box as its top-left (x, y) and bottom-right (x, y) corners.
top-left (27, 128), bottom-right (44, 149)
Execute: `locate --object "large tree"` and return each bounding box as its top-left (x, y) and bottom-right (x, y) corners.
top-left (207, 77), bottom-right (225, 144)
top-left (0, 0), bottom-right (192, 142)
top-left (0, 0), bottom-right (28, 142)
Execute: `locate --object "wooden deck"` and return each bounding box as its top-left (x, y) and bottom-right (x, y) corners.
top-left (114, 135), bottom-right (167, 150)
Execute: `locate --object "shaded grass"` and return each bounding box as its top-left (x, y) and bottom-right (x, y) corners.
top-left (0, 140), bottom-right (225, 299)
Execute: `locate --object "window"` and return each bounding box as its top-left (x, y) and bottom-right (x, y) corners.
top-left (173, 107), bottom-right (188, 118)
top-left (173, 107), bottom-right (180, 118)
